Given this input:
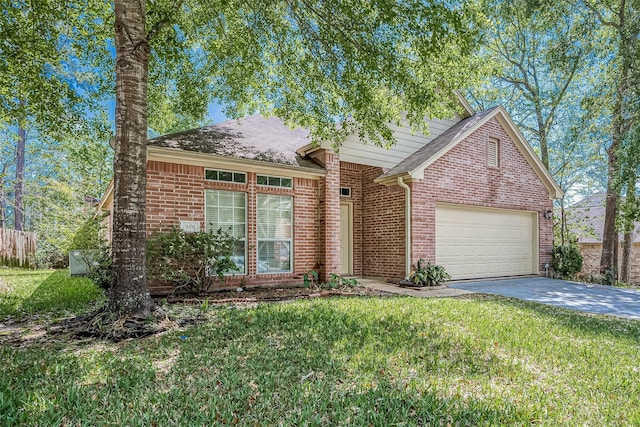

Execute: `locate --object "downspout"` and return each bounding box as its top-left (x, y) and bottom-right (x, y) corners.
top-left (397, 176), bottom-right (412, 277)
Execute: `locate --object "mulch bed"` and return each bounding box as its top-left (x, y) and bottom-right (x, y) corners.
top-left (163, 285), bottom-right (385, 305)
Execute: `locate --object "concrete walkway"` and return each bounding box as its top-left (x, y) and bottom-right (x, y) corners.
top-left (358, 278), bottom-right (473, 298)
top-left (450, 277), bottom-right (640, 320)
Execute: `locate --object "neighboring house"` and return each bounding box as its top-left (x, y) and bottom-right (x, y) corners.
top-left (98, 102), bottom-right (562, 294)
top-left (567, 193), bottom-right (640, 283)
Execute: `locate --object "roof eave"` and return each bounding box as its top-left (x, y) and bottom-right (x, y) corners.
top-left (95, 180), bottom-right (114, 216)
top-left (373, 171), bottom-right (413, 185)
top-left (147, 146), bottom-right (327, 178)
top-left (454, 91), bottom-right (475, 117)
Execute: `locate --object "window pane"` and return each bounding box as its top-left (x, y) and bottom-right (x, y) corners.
top-left (257, 194), bottom-right (292, 272)
top-left (258, 241), bottom-right (291, 273)
top-left (219, 207), bottom-right (233, 224)
top-left (205, 170), bottom-right (218, 180)
top-left (234, 207), bottom-right (245, 222)
top-left (233, 173), bottom-right (246, 183)
top-left (205, 190), bottom-right (247, 274)
top-left (234, 224), bottom-right (245, 238)
top-left (268, 176), bottom-right (280, 186)
top-left (281, 178), bottom-right (292, 188)
top-left (219, 171), bottom-right (232, 181)
top-left (257, 175), bottom-right (268, 185)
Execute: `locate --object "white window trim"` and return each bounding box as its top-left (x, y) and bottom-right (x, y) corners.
top-left (204, 189), bottom-right (248, 275)
top-left (256, 194), bottom-right (293, 274)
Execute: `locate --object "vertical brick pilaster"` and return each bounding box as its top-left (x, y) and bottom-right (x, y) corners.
top-left (312, 150), bottom-right (340, 281)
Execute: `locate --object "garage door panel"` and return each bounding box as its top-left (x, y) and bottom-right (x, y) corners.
top-left (435, 204), bottom-right (537, 280)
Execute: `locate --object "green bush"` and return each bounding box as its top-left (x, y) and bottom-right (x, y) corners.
top-left (552, 244), bottom-right (583, 278)
top-left (407, 259), bottom-right (450, 287)
top-left (146, 227), bottom-right (239, 294)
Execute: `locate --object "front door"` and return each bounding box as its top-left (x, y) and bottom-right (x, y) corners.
top-left (339, 203), bottom-right (353, 275)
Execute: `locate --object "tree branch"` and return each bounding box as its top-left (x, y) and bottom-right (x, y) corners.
top-left (146, 0), bottom-right (185, 42)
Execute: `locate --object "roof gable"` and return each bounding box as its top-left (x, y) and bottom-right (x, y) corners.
top-left (375, 106), bottom-right (563, 199)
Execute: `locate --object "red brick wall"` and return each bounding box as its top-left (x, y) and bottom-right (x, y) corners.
top-left (579, 243), bottom-right (640, 284)
top-left (145, 160), bottom-right (320, 294)
top-left (410, 117), bottom-right (554, 273)
top-left (362, 166), bottom-right (407, 281)
top-left (310, 150), bottom-right (341, 281)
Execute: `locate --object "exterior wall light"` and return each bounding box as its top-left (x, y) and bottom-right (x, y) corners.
top-left (544, 210), bottom-right (553, 220)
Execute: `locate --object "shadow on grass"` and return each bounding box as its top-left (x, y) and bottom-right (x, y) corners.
top-left (468, 293), bottom-right (640, 343)
top-left (0, 270), bottom-right (104, 319)
top-left (0, 297), bottom-right (535, 425)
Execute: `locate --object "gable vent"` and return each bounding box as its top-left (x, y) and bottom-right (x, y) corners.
top-left (487, 138), bottom-right (499, 168)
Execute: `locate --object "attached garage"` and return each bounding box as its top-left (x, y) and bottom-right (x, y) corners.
top-left (435, 203), bottom-right (538, 280)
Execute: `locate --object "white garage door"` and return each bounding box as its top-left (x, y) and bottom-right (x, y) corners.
top-left (435, 204), bottom-right (538, 280)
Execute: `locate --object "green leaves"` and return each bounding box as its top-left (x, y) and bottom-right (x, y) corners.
top-left (145, 0), bottom-right (484, 145)
top-left (146, 227), bottom-right (240, 294)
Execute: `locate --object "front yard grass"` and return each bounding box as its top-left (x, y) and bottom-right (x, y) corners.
top-left (0, 268), bottom-right (104, 319)
top-left (2, 269), bottom-right (640, 425)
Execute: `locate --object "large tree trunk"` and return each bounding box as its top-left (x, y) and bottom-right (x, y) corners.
top-left (600, 158), bottom-right (619, 275)
top-left (600, 9), bottom-right (633, 276)
top-left (620, 174), bottom-right (637, 283)
top-left (14, 127), bottom-right (25, 231)
top-left (0, 164), bottom-right (6, 228)
top-left (109, 0), bottom-right (152, 317)
top-left (535, 109), bottom-right (549, 170)
top-left (621, 231), bottom-right (632, 282)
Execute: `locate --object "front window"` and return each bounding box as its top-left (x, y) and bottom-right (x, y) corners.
top-left (205, 190), bottom-right (246, 273)
top-left (257, 194), bottom-right (292, 273)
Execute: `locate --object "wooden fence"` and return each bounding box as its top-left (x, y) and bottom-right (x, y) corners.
top-left (0, 228), bottom-right (36, 268)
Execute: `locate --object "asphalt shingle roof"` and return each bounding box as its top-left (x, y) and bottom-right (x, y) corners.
top-left (148, 115), bottom-right (322, 170)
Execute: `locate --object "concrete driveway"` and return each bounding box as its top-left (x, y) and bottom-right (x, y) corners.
top-left (449, 277), bottom-right (640, 320)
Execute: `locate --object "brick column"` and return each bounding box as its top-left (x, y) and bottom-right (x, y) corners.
top-left (313, 150), bottom-right (341, 281)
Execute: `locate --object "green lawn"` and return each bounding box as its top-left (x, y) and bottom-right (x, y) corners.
top-left (0, 268), bottom-right (104, 319)
top-left (2, 270), bottom-right (640, 425)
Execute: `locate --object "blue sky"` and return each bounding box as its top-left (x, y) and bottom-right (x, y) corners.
top-left (106, 100), bottom-right (229, 129)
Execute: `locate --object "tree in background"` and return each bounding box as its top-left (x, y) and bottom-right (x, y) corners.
top-left (0, 0), bottom-right (113, 261)
top-left (579, 0), bottom-right (640, 277)
top-left (470, 0), bottom-right (593, 171)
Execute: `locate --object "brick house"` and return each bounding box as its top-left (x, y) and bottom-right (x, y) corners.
top-left (567, 193), bottom-right (640, 284)
top-left (99, 103), bottom-right (562, 294)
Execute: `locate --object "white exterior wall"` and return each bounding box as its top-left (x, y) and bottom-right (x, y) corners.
top-left (324, 117), bottom-right (461, 169)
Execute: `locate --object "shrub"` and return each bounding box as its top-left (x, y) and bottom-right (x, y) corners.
top-left (551, 244), bottom-right (583, 279)
top-left (406, 259), bottom-right (450, 287)
top-left (146, 227), bottom-right (239, 294)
